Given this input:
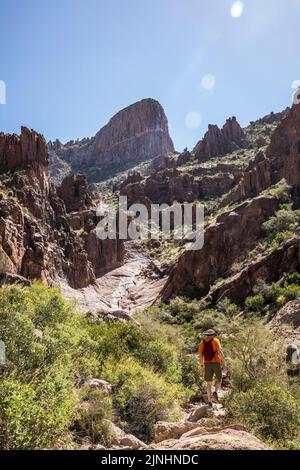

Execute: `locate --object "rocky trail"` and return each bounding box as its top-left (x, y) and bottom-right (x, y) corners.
top-left (60, 241), bottom-right (167, 315)
top-left (81, 385), bottom-right (269, 451)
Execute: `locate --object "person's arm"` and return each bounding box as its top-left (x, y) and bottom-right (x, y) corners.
top-left (219, 346), bottom-right (227, 370)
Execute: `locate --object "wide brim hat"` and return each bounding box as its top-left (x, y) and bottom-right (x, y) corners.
top-left (203, 329), bottom-right (216, 336)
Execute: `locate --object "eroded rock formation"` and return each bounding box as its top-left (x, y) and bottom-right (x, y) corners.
top-left (49, 99), bottom-right (175, 183)
top-left (57, 174), bottom-right (93, 213)
top-left (0, 128), bottom-right (124, 289)
top-left (194, 117), bottom-right (248, 161)
top-left (161, 196), bottom-right (278, 299)
top-left (120, 168), bottom-right (199, 206)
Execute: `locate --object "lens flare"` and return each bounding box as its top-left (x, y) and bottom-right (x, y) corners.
top-left (185, 112), bottom-right (202, 130)
top-left (201, 74), bottom-right (216, 90)
top-left (230, 1), bottom-right (244, 18)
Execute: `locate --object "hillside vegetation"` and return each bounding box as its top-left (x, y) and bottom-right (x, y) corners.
top-left (1, 281), bottom-right (300, 450)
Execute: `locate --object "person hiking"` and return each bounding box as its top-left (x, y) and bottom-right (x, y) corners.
top-left (198, 329), bottom-right (227, 408)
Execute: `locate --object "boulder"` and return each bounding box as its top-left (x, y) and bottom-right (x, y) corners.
top-left (147, 427), bottom-right (270, 450)
top-left (154, 421), bottom-right (204, 443)
top-left (85, 379), bottom-right (112, 394)
top-left (187, 405), bottom-right (210, 422)
top-left (270, 297), bottom-right (300, 340)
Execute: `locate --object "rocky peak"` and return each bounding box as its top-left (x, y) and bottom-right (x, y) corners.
top-left (49, 99), bottom-right (175, 183)
top-left (0, 126), bottom-right (49, 196)
top-left (222, 116), bottom-right (246, 147)
top-left (194, 117), bottom-right (248, 161)
top-left (57, 174), bottom-right (93, 213)
top-left (92, 98), bottom-right (174, 165)
top-left (222, 103), bottom-right (300, 207)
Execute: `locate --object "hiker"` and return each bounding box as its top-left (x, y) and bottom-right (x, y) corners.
top-left (198, 329), bottom-right (227, 408)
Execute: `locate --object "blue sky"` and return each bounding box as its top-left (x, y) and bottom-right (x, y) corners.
top-left (0, 0), bottom-right (299, 151)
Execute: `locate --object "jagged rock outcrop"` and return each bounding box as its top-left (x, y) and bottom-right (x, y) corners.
top-left (207, 234), bottom-right (300, 305)
top-left (194, 117), bottom-right (248, 161)
top-left (256, 108), bottom-right (289, 125)
top-left (222, 103), bottom-right (300, 206)
top-left (84, 230), bottom-right (124, 275)
top-left (120, 168), bottom-right (199, 206)
top-left (0, 127), bottom-right (49, 196)
top-left (0, 128), bottom-right (124, 289)
top-left (57, 174), bottom-right (93, 213)
top-left (267, 103), bottom-right (300, 197)
top-left (222, 152), bottom-right (271, 206)
top-left (199, 174), bottom-right (235, 200)
top-left (161, 196), bottom-right (278, 299)
top-left (49, 99), bottom-right (175, 183)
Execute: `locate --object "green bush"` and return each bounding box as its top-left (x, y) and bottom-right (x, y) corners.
top-left (224, 319), bottom-right (286, 392)
top-left (245, 294), bottom-right (265, 313)
top-left (265, 181), bottom-right (291, 205)
top-left (179, 354), bottom-right (204, 394)
top-left (103, 359), bottom-right (186, 442)
top-left (227, 384), bottom-right (300, 441)
top-left (271, 230), bottom-right (293, 248)
top-left (263, 208), bottom-right (300, 240)
top-left (74, 387), bottom-right (113, 446)
top-left (0, 375), bottom-right (74, 450)
top-left (283, 272), bottom-right (300, 286)
top-left (252, 277), bottom-right (300, 316)
top-left (0, 284), bottom-right (196, 449)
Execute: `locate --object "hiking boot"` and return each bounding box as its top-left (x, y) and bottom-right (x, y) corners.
top-left (212, 391), bottom-right (219, 402)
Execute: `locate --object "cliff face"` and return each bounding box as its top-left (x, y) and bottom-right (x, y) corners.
top-left (223, 103), bottom-right (300, 207)
top-left (49, 99), bottom-right (175, 184)
top-left (92, 98), bottom-right (174, 166)
top-left (0, 128), bottom-right (124, 289)
top-left (267, 102), bottom-right (300, 195)
top-left (160, 103), bottom-right (300, 302)
top-left (0, 127), bottom-right (49, 197)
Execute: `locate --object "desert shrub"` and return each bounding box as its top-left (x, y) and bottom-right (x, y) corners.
top-left (216, 298), bottom-right (239, 317)
top-left (87, 320), bottom-right (143, 369)
top-left (192, 309), bottom-right (227, 333)
top-left (271, 230), bottom-right (293, 248)
top-left (252, 277), bottom-right (300, 316)
top-left (245, 294), bottom-right (265, 313)
top-left (265, 181), bottom-right (291, 204)
top-left (224, 318), bottom-right (286, 392)
top-left (263, 207), bottom-right (300, 240)
top-left (179, 354), bottom-right (204, 394)
top-left (226, 384), bottom-right (300, 441)
top-left (74, 387), bottom-right (113, 446)
top-left (134, 339), bottom-right (179, 378)
top-left (167, 297), bottom-right (206, 323)
top-left (103, 359), bottom-right (185, 442)
top-left (0, 374), bottom-right (74, 450)
top-left (283, 272), bottom-right (300, 286)
top-left (0, 284), bottom-right (199, 449)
